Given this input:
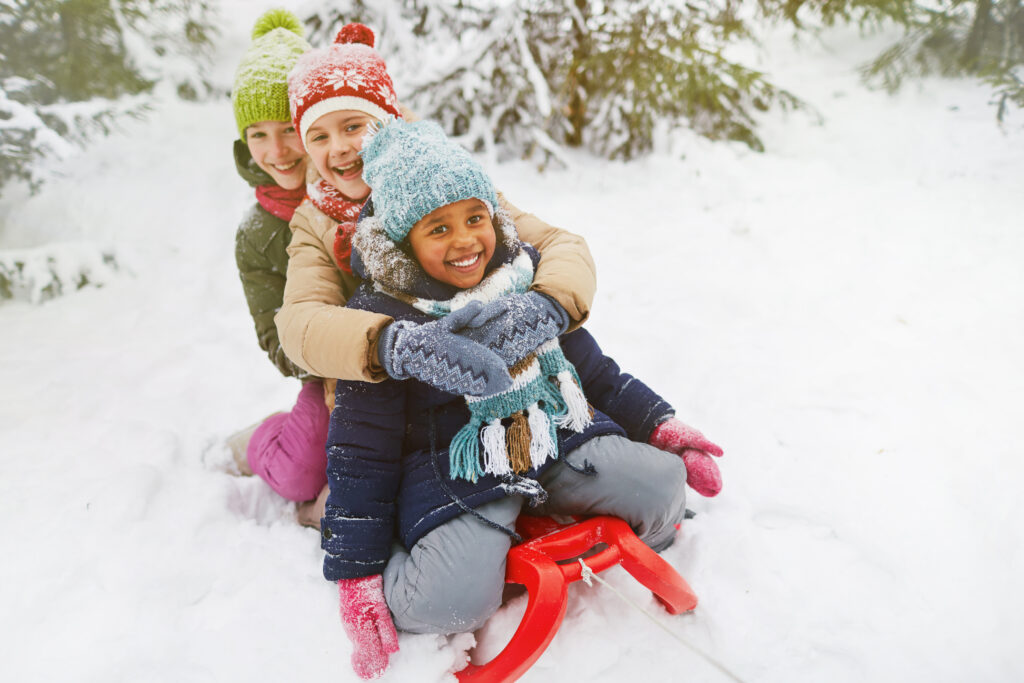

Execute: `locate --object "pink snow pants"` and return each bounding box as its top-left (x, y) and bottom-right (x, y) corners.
top-left (247, 380), bottom-right (329, 502)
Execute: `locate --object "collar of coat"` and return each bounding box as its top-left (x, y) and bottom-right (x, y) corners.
top-left (233, 139), bottom-right (274, 188)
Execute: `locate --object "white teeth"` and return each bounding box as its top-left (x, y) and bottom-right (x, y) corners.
top-left (450, 254), bottom-right (480, 267)
top-left (334, 160), bottom-right (360, 173)
top-left (272, 160), bottom-right (300, 171)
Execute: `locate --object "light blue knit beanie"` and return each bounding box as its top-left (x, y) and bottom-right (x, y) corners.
top-left (360, 120), bottom-right (499, 243)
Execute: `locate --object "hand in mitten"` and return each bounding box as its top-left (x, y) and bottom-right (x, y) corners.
top-left (378, 301), bottom-right (513, 396)
top-left (337, 575), bottom-right (400, 680)
top-left (648, 418), bottom-right (724, 497)
top-left (680, 449), bottom-right (723, 498)
top-left (456, 291), bottom-right (570, 364)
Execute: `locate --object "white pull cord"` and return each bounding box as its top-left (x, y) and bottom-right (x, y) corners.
top-left (578, 559), bottom-right (746, 683)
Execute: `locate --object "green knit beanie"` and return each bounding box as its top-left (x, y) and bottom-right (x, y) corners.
top-left (231, 9), bottom-right (311, 140)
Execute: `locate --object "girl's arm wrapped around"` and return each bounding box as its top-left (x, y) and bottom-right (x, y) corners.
top-left (275, 195), bottom-right (596, 381)
top-left (501, 193), bottom-right (595, 332)
top-left (276, 201), bottom-right (393, 382)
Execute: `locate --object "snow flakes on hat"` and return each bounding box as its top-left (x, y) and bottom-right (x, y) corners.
top-left (231, 8), bottom-right (311, 139)
top-left (287, 23), bottom-right (401, 147)
top-left (359, 119), bottom-right (499, 243)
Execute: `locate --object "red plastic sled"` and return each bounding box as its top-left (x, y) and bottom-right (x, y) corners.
top-left (456, 515), bottom-right (698, 683)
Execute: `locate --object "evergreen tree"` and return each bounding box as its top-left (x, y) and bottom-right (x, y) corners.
top-left (766, 0), bottom-right (1024, 123)
top-left (0, 0), bottom-right (215, 197)
top-left (547, 0), bottom-right (804, 156)
top-left (301, 0), bottom-right (806, 162)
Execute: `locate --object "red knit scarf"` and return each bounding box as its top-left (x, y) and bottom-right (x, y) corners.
top-left (255, 184), bottom-right (306, 222)
top-left (308, 178), bottom-right (368, 274)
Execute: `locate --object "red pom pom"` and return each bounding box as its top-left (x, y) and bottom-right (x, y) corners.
top-left (335, 23), bottom-right (374, 47)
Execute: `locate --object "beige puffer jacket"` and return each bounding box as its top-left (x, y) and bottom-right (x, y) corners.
top-left (275, 181), bottom-right (597, 391)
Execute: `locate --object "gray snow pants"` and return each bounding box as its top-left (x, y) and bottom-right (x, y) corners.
top-left (382, 434), bottom-right (688, 634)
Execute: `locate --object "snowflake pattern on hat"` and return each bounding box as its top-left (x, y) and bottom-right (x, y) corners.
top-left (287, 24), bottom-right (402, 146)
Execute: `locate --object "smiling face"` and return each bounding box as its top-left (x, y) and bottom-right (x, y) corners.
top-left (303, 110), bottom-right (377, 200)
top-left (245, 120), bottom-right (307, 190)
top-left (408, 198), bottom-right (496, 289)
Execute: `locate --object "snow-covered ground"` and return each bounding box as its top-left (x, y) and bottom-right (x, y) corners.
top-left (2, 9), bottom-right (1022, 683)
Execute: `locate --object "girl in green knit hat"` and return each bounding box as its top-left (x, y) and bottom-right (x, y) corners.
top-left (232, 9), bottom-right (310, 190)
top-left (227, 9), bottom-right (330, 523)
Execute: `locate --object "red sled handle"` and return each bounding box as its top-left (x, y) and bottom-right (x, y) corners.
top-left (456, 516), bottom-right (697, 683)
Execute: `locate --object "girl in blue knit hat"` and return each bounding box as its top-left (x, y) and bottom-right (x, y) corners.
top-left (322, 119), bottom-right (725, 679)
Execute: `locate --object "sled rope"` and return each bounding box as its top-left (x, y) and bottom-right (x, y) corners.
top-left (578, 559), bottom-right (746, 683)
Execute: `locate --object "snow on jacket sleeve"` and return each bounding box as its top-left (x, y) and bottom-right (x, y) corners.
top-left (234, 205), bottom-right (308, 379)
top-left (322, 377), bottom-right (406, 581)
top-left (275, 199), bottom-right (393, 382)
top-left (560, 328), bottom-right (675, 442)
top-left (501, 193), bottom-right (596, 332)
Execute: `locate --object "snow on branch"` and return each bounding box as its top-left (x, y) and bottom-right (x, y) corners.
top-left (0, 243), bottom-right (122, 304)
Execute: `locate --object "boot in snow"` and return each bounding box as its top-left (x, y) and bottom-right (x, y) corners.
top-left (225, 413), bottom-right (282, 476)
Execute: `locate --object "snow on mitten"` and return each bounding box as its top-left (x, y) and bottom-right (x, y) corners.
top-left (648, 417), bottom-right (724, 497)
top-left (457, 291), bottom-right (570, 364)
top-left (377, 301), bottom-right (513, 396)
top-left (681, 448), bottom-right (724, 498)
top-left (337, 575), bottom-right (399, 680)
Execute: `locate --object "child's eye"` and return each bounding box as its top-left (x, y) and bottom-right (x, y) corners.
top-left (311, 133), bottom-right (327, 143)
top-left (284, 126), bottom-right (296, 135)
top-left (467, 215), bottom-right (482, 225)
top-left (249, 131), bottom-right (265, 139)
top-left (346, 123), bottom-right (363, 133)
top-left (430, 224), bottom-right (449, 235)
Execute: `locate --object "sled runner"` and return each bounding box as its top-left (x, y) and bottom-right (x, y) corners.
top-left (456, 515), bottom-right (698, 682)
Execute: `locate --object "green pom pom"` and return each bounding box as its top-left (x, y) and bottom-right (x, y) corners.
top-left (252, 8), bottom-right (304, 40)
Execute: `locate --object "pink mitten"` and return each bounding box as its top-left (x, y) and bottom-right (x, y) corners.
top-left (681, 448), bottom-right (723, 497)
top-left (649, 418), bottom-right (724, 497)
top-left (337, 575), bottom-right (400, 680)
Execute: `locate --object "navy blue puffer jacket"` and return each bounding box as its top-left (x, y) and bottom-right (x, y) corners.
top-left (320, 285), bottom-right (674, 581)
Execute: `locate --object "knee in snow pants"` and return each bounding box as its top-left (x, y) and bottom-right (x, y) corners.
top-left (382, 434), bottom-right (688, 634)
top-left (247, 380), bottom-right (329, 502)
top-left (531, 434), bottom-right (688, 554)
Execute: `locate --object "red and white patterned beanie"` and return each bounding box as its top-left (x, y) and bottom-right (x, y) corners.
top-left (287, 23), bottom-right (401, 149)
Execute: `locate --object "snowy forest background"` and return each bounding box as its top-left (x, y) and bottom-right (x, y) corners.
top-left (2, 1), bottom-right (1023, 682)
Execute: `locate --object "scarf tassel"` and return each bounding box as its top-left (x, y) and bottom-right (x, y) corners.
top-left (527, 403), bottom-right (558, 468)
top-left (450, 419), bottom-right (484, 482)
top-left (553, 370), bottom-right (593, 432)
top-left (481, 419), bottom-right (512, 477)
top-left (506, 412), bottom-right (533, 474)
top-left (451, 405), bottom-right (563, 483)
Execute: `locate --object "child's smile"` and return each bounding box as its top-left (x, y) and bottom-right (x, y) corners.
top-left (245, 120), bottom-right (307, 190)
top-left (332, 156), bottom-right (363, 180)
top-left (448, 252), bottom-right (482, 270)
top-left (304, 110), bottom-right (377, 200)
top-left (409, 198), bottom-right (496, 289)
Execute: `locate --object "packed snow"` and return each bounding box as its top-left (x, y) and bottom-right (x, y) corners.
top-left (1, 6), bottom-right (1022, 683)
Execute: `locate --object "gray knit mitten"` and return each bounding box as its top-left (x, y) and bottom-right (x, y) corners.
top-left (457, 292), bottom-right (570, 365)
top-left (378, 303), bottom-right (514, 396)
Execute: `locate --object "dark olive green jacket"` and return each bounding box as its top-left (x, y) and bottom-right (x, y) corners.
top-left (233, 140), bottom-right (309, 380)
